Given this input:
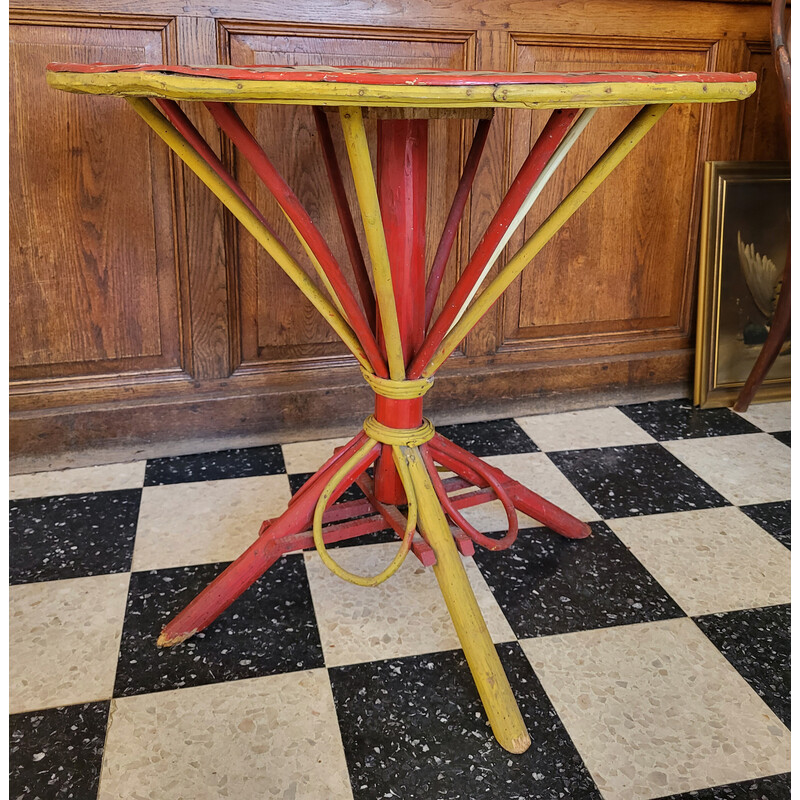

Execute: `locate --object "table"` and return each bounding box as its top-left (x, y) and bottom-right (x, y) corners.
top-left (47, 63), bottom-right (755, 754)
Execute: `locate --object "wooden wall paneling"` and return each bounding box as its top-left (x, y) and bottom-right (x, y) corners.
top-left (175, 15), bottom-right (234, 380)
top-left (738, 43), bottom-right (790, 160)
top-left (9, 13), bottom-right (190, 389)
top-left (499, 36), bottom-right (714, 365)
top-left (704, 36), bottom-right (751, 162)
top-left (7, 0), bottom-right (775, 36)
top-left (8, 1), bottom-right (785, 466)
top-left (457, 27), bottom-right (510, 362)
top-left (217, 21), bottom-right (475, 373)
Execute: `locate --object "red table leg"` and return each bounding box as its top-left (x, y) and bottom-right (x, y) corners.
top-left (372, 119), bottom-right (428, 505)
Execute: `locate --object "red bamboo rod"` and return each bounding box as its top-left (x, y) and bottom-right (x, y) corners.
top-left (158, 436), bottom-right (380, 646)
top-left (421, 442), bottom-right (519, 551)
top-left (204, 101), bottom-right (388, 377)
top-left (429, 434), bottom-right (591, 540)
top-left (372, 119), bottom-right (429, 505)
top-left (424, 117), bottom-right (492, 329)
top-left (408, 108), bottom-right (580, 379)
top-left (286, 430), bottom-right (370, 508)
top-left (154, 98), bottom-right (277, 236)
top-left (312, 106), bottom-right (377, 332)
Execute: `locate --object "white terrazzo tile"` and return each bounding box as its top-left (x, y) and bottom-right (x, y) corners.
top-left (663, 434), bottom-right (790, 506)
top-left (304, 542), bottom-right (515, 667)
top-left (515, 407), bottom-right (656, 452)
top-left (10, 461), bottom-right (146, 500)
top-left (521, 618), bottom-right (790, 800)
top-left (481, 452), bottom-right (601, 522)
top-left (98, 670), bottom-right (353, 800)
top-left (10, 573), bottom-right (130, 713)
top-left (608, 507), bottom-right (791, 616)
top-left (132, 475), bottom-right (292, 571)
top-left (734, 401), bottom-right (791, 432)
top-left (281, 436), bottom-right (357, 475)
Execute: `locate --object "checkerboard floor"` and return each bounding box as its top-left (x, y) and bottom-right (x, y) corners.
top-left (9, 399), bottom-right (791, 800)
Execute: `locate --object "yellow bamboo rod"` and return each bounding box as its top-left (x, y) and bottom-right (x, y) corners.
top-left (339, 106), bottom-right (407, 381)
top-left (403, 446), bottom-right (531, 754)
top-left (285, 216), bottom-right (349, 320)
top-left (422, 103), bottom-right (671, 377)
top-left (124, 97), bottom-right (372, 372)
top-left (48, 71), bottom-right (756, 108)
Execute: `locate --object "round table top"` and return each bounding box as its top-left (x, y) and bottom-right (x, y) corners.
top-left (46, 63), bottom-right (756, 108)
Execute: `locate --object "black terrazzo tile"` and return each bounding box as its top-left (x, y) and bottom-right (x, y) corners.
top-left (288, 471), bottom-right (367, 503)
top-left (113, 555), bottom-right (323, 697)
top-left (10, 701), bottom-right (109, 800)
top-left (144, 444), bottom-right (285, 485)
top-left (435, 418), bottom-right (539, 457)
top-left (740, 500), bottom-right (791, 549)
top-left (773, 430), bottom-right (791, 447)
top-left (658, 771), bottom-right (790, 799)
top-left (329, 642), bottom-right (600, 800)
top-left (473, 521), bottom-right (683, 638)
top-left (618, 398), bottom-right (761, 441)
top-left (9, 490), bottom-right (140, 585)
top-left (287, 470), bottom-right (398, 548)
top-left (694, 604), bottom-right (790, 728)
top-left (548, 444), bottom-right (729, 518)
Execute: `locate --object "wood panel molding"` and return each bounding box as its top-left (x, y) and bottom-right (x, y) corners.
top-left (494, 34), bottom-right (711, 361)
top-left (214, 19), bottom-right (476, 374)
top-left (10, 10), bottom-right (193, 395)
top-left (8, 0), bottom-right (775, 33)
top-left (8, 1), bottom-right (786, 464)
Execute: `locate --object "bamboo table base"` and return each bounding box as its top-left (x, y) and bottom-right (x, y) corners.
top-left (46, 63), bottom-right (756, 754)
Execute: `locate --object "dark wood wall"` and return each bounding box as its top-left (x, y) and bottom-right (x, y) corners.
top-left (10, 1), bottom-right (787, 463)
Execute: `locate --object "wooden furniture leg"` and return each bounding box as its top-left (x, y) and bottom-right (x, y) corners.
top-left (404, 446), bottom-right (531, 754)
top-left (733, 253), bottom-right (791, 411)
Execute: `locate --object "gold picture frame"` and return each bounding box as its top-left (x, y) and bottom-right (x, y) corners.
top-left (694, 161), bottom-right (790, 408)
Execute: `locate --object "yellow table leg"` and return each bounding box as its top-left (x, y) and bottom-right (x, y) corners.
top-left (403, 446), bottom-right (531, 754)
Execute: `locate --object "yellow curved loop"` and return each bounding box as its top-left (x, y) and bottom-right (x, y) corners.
top-left (360, 368), bottom-right (434, 399)
top-left (312, 439), bottom-right (418, 587)
top-left (363, 415), bottom-right (435, 447)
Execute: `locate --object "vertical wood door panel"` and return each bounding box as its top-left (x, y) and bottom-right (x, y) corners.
top-left (501, 41), bottom-right (709, 352)
top-left (221, 25), bottom-right (474, 369)
top-left (10, 21), bottom-right (184, 379)
top-left (738, 46), bottom-right (789, 161)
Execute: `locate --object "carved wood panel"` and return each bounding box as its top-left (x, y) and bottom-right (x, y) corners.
top-left (499, 39), bottom-right (711, 357)
top-left (9, 17), bottom-right (186, 381)
top-left (738, 45), bottom-right (789, 161)
top-left (220, 23), bottom-right (475, 370)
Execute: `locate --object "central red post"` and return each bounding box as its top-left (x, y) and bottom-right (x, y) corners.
top-left (373, 118), bottom-right (428, 505)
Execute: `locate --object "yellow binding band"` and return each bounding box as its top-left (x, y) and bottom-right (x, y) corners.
top-left (360, 368), bottom-right (434, 399)
top-left (363, 416), bottom-right (435, 447)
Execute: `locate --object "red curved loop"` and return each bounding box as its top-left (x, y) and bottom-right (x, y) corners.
top-left (424, 439), bottom-right (519, 551)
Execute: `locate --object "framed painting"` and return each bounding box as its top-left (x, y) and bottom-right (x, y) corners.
top-left (694, 161), bottom-right (790, 408)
